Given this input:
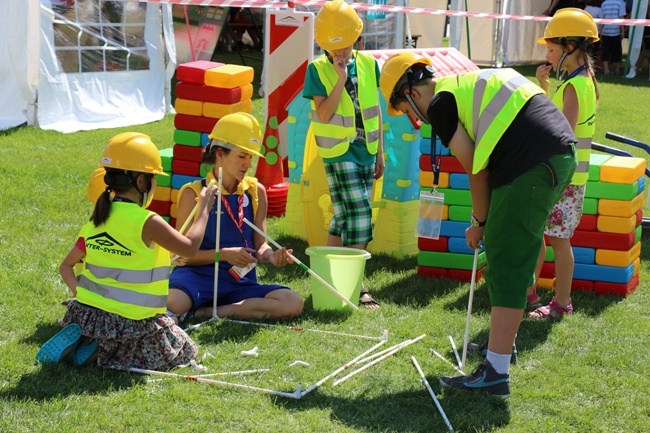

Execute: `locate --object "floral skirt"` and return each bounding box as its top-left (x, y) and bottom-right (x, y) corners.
top-left (544, 184), bottom-right (585, 239)
top-left (62, 301), bottom-right (198, 371)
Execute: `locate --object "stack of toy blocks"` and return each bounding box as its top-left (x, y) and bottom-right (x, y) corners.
top-left (538, 154), bottom-right (646, 297)
top-left (151, 60), bottom-right (254, 226)
top-left (416, 123), bottom-right (486, 282)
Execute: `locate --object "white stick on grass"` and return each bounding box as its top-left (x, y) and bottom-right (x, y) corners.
top-left (129, 367), bottom-right (302, 399)
top-left (213, 167), bottom-right (223, 319)
top-left (448, 335), bottom-right (462, 369)
top-left (241, 217), bottom-right (359, 311)
top-left (194, 368), bottom-right (269, 378)
top-left (332, 334), bottom-right (427, 387)
top-left (411, 356), bottom-right (455, 432)
top-left (353, 337), bottom-right (419, 365)
top-left (430, 348), bottom-right (465, 375)
top-left (461, 248), bottom-right (479, 371)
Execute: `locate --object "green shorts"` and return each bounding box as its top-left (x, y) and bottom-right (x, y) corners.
top-left (483, 152), bottom-right (576, 309)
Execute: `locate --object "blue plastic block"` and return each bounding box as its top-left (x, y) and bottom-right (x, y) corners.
top-left (448, 236), bottom-right (483, 254)
top-left (449, 173), bottom-right (470, 190)
top-left (440, 220), bottom-right (470, 238)
top-left (572, 246), bottom-right (595, 264)
top-left (573, 262), bottom-right (634, 283)
top-left (171, 174), bottom-right (201, 190)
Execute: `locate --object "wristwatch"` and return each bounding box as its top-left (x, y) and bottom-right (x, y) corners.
top-left (470, 214), bottom-right (486, 228)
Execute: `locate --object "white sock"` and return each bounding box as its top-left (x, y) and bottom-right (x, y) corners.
top-left (486, 350), bottom-right (511, 375)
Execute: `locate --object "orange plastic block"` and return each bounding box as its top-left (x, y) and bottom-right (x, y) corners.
top-left (174, 98), bottom-right (203, 116)
top-left (599, 156), bottom-right (647, 184)
top-left (595, 241), bottom-right (641, 267)
top-left (153, 185), bottom-right (171, 202)
top-left (419, 171), bottom-right (449, 188)
top-left (171, 188), bottom-right (179, 204)
top-left (597, 214), bottom-right (638, 234)
top-left (598, 193), bottom-right (644, 217)
top-left (204, 64), bottom-right (254, 89)
top-left (537, 277), bottom-right (555, 289)
top-left (203, 99), bottom-right (253, 119)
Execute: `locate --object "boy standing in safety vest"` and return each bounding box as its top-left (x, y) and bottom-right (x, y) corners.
top-left (303, 0), bottom-right (384, 309)
top-left (380, 53), bottom-right (577, 396)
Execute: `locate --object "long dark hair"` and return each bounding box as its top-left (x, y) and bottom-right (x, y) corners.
top-left (89, 168), bottom-right (150, 227)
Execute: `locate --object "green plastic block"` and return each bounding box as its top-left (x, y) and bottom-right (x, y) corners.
top-left (156, 172), bottom-right (172, 187)
top-left (448, 205), bottom-right (471, 222)
top-left (174, 129), bottom-right (202, 147)
top-left (588, 153), bottom-right (613, 181)
top-left (159, 147), bottom-right (173, 172)
top-left (585, 180), bottom-right (639, 200)
top-left (417, 251), bottom-right (487, 270)
top-left (582, 197), bottom-right (598, 215)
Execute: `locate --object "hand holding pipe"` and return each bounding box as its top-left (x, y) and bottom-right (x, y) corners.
top-left (242, 218), bottom-right (359, 311)
top-left (171, 179), bottom-right (217, 261)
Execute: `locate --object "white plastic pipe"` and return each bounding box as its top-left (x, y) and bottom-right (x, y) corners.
top-left (411, 356), bottom-right (455, 432)
top-left (242, 217), bottom-right (359, 311)
top-left (213, 167), bottom-right (223, 319)
top-left (448, 335), bottom-right (462, 369)
top-left (461, 248), bottom-right (479, 371)
top-left (430, 348), bottom-right (465, 376)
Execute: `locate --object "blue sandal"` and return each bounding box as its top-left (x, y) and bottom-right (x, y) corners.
top-left (71, 340), bottom-right (98, 366)
top-left (36, 323), bottom-right (82, 364)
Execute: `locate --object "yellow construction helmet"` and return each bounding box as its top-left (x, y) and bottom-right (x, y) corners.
top-left (379, 52), bottom-right (433, 116)
top-left (314, 0), bottom-right (363, 51)
top-left (100, 132), bottom-right (166, 175)
top-left (208, 112), bottom-right (264, 158)
top-left (86, 166), bottom-right (108, 203)
top-left (537, 7), bottom-right (599, 44)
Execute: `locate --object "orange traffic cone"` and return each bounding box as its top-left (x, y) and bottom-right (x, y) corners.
top-left (256, 109), bottom-right (288, 217)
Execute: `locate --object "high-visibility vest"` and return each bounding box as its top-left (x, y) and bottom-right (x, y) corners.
top-left (552, 75), bottom-right (596, 185)
top-left (310, 52), bottom-right (380, 159)
top-left (435, 69), bottom-right (544, 174)
top-left (76, 202), bottom-right (170, 320)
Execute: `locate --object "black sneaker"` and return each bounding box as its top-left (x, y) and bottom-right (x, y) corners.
top-left (467, 341), bottom-right (518, 365)
top-left (440, 360), bottom-right (510, 397)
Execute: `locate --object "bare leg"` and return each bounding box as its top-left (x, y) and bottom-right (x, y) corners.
top-left (547, 236), bottom-right (573, 307)
top-left (487, 306), bottom-right (524, 355)
top-left (195, 289), bottom-right (303, 321)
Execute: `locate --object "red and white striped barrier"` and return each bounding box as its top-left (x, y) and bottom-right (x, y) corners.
top-left (133, 0), bottom-right (650, 27)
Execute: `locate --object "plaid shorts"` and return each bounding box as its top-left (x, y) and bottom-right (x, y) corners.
top-left (324, 161), bottom-right (374, 246)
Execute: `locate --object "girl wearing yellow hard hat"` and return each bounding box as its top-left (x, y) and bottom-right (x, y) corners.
top-left (303, 0), bottom-right (384, 309)
top-left (37, 132), bottom-right (217, 369)
top-left (167, 113), bottom-right (304, 321)
top-left (528, 8), bottom-right (600, 319)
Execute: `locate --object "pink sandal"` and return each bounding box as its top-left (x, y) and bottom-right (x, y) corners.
top-left (526, 291), bottom-right (541, 309)
top-left (529, 297), bottom-right (573, 319)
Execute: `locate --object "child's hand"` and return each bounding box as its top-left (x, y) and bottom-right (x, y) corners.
top-left (536, 63), bottom-right (552, 84)
top-left (333, 55), bottom-right (348, 81)
top-left (267, 247), bottom-right (293, 267)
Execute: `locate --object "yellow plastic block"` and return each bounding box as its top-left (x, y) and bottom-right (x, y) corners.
top-left (537, 277), bottom-right (555, 289)
top-left (599, 156), bottom-right (647, 184)
top-left (174, 98), bottom-right (203, 116)
top-left (419, 171), bottom-right (449, 189)
top-left (597, 214), bottom-right (638, 234)
top-left (203, 99), bottom-right (253, 119)
top-left (171, 188), bottom-right (180, 204)
top-left (204, 64), bottom-right (254, 89)
top-left (240, 83), bottom-right (254, 101)
top-left (170, 202), bottom-right (178, 219)
top-left (598, 193), bottom-right (644, 217)
top-left (369, 200), bottom-right (419, 258)
top-left (595, 241), bottom-right (641, 267)
top-left (153, 186), bottom-right (171, 202)
top-left (634, 257), bottom-right (640, 275)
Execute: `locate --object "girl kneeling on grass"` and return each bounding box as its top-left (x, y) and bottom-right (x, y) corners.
top-left (166, 113), bottom-right (304, 321)
top-left (36, 132), bottom-right (217, 369)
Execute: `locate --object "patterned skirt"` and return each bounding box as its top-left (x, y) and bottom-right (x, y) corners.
top-left (62, 300), bottom-right (198, 371)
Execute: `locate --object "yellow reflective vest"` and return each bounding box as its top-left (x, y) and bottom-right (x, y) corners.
top-left (552, 75), bottom-right (596, 185)
top-left (435, 69), bottom-right (544, 174)
top-left (76, 202), bottom-right (170, 320)
top-left (310, 52), bottom-right (380, 159)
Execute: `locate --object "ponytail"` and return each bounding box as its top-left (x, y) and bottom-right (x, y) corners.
top-left (90, 188), bottom-right (113, 227)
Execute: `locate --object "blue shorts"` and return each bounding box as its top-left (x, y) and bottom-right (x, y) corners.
top-left (169, 265), bottom-right (288, 313)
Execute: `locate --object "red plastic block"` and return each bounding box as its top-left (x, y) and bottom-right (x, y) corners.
top-left (571, 278), bottom-right (594, 292)
top-left (448, 267), bottom-right (485, 282)
top-left (148, 199), bottom-right (171, 216)
top-left (576, 214), bottom-right (597, 231)
top-left (173, 144), bottom-right (203, 162)
top-left (170, 217), bottom-right (177, 229)
top-left (176, 82), bottom-right (253, 104)
top-left (172, 159), bottom-right (200, 177)
top-left (174, 114), bottom-right (219, 133)
top-left (539, 262), bottom-right (555, 279)
top-left (594, 273), bottom-right (639, 297)
top-left (417, 266), bottom-right (448, 279)
top-left (419, 155), bottom-right (465, 173)
top-left (418, 236), bottom-right (449, 252)
top-left (571, 230), bottom-right (636, 251)
top-left (177, 61), bottom-right (224, 85)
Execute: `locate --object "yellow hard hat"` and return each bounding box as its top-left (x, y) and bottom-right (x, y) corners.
top-left (379, 52), bottom-right (433, 116)
top-left (100, 132), bottom-right (167, 175)
top-left (208, 112), bottom-right (264, 158)
top-left (537, 7), bottom-right (599, 44)
top-left (314, 0), bottom-right (363, 51)
top-left (86, 166), bottom-right (108, 203)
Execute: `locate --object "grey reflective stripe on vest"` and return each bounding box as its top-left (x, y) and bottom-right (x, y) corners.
top-left (86, 263), bottom-right (170, 283)
top-left (312, 111), bottom-right (355, 149)
top-left (473, 71), bottom-right (531, 143)
top-left (362, 105), bottom-right (379, 119)
top-left (366, 129), bottom-right (380, 143)
top-left (576, 137), bottom-right (592, 172)
top-left (78, 275), bottom-right (168, 308)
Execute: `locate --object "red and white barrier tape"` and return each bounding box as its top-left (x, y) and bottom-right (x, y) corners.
top-left (132, 0), bottom-right (650, 26)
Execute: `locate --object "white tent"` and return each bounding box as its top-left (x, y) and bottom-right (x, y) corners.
top-left (0, 0), bottom-right (175, 133)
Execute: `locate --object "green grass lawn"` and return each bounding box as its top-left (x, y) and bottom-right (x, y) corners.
top-left (0, 68), bottom-right (649, 432)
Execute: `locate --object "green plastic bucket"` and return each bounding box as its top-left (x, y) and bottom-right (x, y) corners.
top-left (305, 246), bottom-right (371, 311)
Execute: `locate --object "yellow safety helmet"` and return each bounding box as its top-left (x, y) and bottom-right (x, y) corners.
top-left (314, 0), bottom-right (363, 51)
top-left (537, 7), bottom-right (599, 44)
top-left (208, 112), bottom-right (264, 158)
top-left (100, 132), bottom-right (167, 176)
top-left (379, 52), bottom-right (433, 116)
top-left (86, 166), bottom-right (108, 203)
